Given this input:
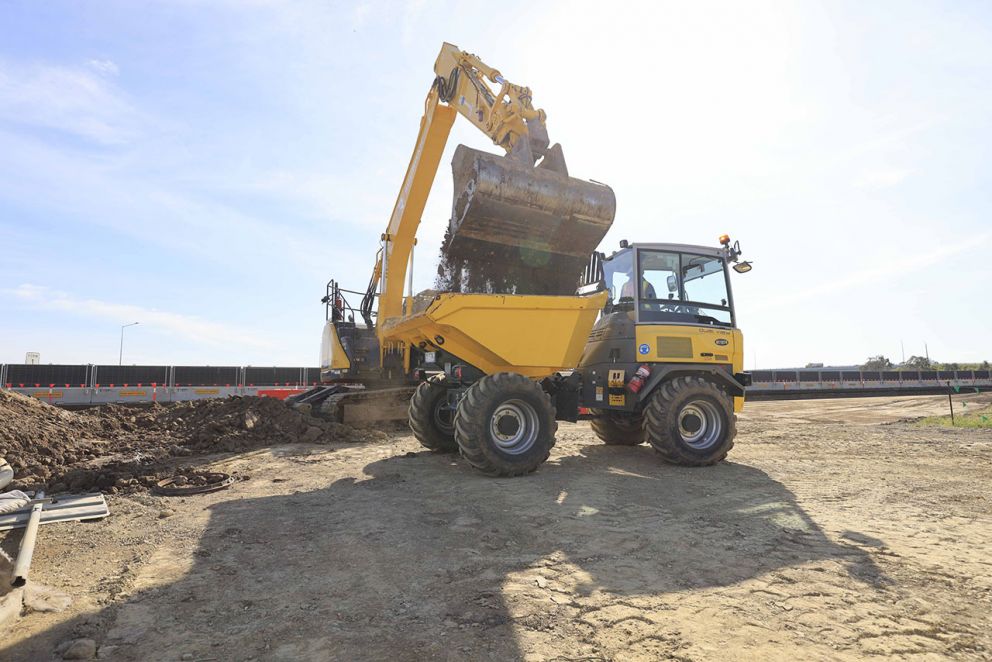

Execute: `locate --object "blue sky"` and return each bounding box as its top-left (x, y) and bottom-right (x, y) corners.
top-left (1, 1), bottom-right (989, 368)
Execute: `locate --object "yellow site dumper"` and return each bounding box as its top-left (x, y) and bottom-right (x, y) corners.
top-left (298, 43), bottom-right (753, 477)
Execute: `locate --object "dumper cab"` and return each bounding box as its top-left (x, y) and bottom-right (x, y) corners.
top-left (578, 242), bottom-right (750, 412)
top-left (572, 241), bottom-right (751, 466)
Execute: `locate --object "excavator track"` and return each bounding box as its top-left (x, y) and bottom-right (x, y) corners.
top-left (291, 385), bottom-right (415, 425)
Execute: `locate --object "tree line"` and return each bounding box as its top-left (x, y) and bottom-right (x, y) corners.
top-left (861, 356), bottom-right (991, 371)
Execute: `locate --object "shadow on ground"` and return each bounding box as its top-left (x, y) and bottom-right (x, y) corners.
top-left (2, 443), bottom-right (888, 661)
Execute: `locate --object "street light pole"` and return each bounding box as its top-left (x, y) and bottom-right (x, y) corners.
top-left (119, 322), bottom-right (139, 365)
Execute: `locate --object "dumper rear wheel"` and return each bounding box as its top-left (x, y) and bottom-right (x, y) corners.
top-left (644, 376), bottom-right (735, 466)
top-left (589, 411), bottom-right (646, 445)
top-left (409, 380), bottom-right (458, 453)
top-left (454, 373), bottom-right (557, 477)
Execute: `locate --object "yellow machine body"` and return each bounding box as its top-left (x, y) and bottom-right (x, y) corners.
top-left (382, 291), bottom-right (607, 378)
top-left (634, 325), bottom-right (746, 412)
top-left (319, 321), bottom-right (351, 372)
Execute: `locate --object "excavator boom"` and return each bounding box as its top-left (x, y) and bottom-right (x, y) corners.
top-left (374, 42), bottom-right (615, 328)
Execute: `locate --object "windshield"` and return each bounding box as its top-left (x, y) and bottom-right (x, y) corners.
top-left (602, 248), bottom-right (634, 306)
top-left (638, 249), bottom-right (733, 327)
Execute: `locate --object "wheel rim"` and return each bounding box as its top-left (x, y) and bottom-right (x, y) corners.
top-left (432, 397), bottom-right (455, 435)
top-left (677, 399), bottom-right (723, 450)
top-left (489, 398), bottom-right (540, 455)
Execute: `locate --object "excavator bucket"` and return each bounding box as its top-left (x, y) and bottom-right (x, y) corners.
top-left (447, 145), bottom-right (616, 264)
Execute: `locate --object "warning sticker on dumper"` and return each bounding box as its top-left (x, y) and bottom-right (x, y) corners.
top-left (638, 343), bottom-right (650, 355)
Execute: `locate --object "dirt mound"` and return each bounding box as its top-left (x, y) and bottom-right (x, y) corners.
top-left (0, 390), bottom-right (389, 493)
top-left (0, 390), bottom-right (108, 489)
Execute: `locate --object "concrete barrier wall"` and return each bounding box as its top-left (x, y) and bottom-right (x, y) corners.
top-left (7, 385), bottom-right (307, 407)
top-left (1, 364), bottom-right (322, 389)
top-left (4, 363), bottom-right (990, 406)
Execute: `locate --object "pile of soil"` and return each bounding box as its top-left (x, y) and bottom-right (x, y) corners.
top-left (0, 390), bottom-right (388, 494)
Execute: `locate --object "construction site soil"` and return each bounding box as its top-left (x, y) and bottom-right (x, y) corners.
top-left (0, 390), bottom-right (387, 493)
top-left (2, 393), bottom-right (991, 660)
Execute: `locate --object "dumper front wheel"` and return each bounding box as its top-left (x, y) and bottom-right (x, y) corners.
top-left (644, 376), bottom-right (735, 466)
top-left (454, 373), bottom-right (557, 477)
top-left (590, 411), bottom-right (645, 446)
top-left (409, 380), bottom-right (458, 453)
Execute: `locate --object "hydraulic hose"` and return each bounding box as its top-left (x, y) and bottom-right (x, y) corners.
top-left (433, 67), bottom-right (459, 103)
top-left (0, 458), bottom-right (12, 491)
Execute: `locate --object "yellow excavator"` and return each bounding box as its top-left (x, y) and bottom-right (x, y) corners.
top-left (299, 42), bottom-right (753, 476)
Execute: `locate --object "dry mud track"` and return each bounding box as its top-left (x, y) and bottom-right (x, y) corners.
top-left (2, 395), bottom-right (991, 661)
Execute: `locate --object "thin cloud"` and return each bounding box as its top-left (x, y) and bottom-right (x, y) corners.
top-left (6, 284), bottom-right (276, 350)
top-left (0, 59), bottom-right (137, 144)
top-left (86, 58), bottom-right (119, 76)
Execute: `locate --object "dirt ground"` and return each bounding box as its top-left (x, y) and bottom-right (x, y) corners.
top-left (2, 394), bottom-right (991, 661)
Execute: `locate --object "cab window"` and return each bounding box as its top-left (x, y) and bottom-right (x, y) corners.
top-left (637, 249), bottom-right (733, 327)
top-left (682, 254), bottom-right (730, 309)
top-left (637, 251), bottom-right (679, 303)
top-left (601, 248), bottom-right (634, 306)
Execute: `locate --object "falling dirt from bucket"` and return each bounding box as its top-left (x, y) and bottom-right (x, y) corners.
top-left (436, 145), bottom-right (615, 295)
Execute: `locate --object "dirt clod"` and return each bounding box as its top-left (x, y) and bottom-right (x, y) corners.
top-left (59, 638), bottom-right (96, 660)
top-left (59, 639), bottom-right (96, 660)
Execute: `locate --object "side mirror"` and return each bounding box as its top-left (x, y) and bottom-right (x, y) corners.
top-left (666, 275), bottom-right (678, 292)
top-left (733, 261), bottom-right (753, 274)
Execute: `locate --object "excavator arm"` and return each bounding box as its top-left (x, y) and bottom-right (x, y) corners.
top-left (372, 87), bottom-right (456, 325)
top-left (368, 42), bottom-right (567, 326)
top-left (432, 42), bottom-right (553, 166)
top-left (363, 42), bottom-right (614, 372)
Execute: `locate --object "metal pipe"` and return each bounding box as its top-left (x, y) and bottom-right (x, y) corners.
top-left (119, 321), bottom-right (139, 366)
top-left (0, 458), bottom-right (12, 491)
top-left (11, 490), bottom-right (44, 587)
top-left (948, 382), bottom-right (955, 425)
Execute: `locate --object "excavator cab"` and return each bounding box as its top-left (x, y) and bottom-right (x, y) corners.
top-left (318, 280), bottom-right (381, 382)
